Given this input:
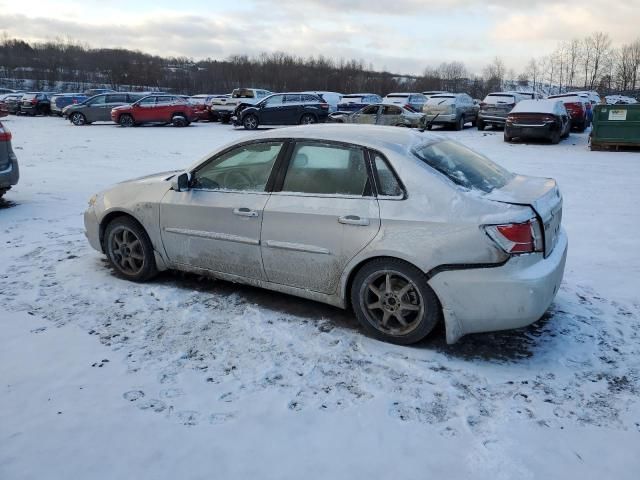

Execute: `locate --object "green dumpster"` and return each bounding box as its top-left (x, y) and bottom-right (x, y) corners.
top-left (590, 104), bottom-right (640, 150)
top-left (589, 104), bottom-right (640, 150)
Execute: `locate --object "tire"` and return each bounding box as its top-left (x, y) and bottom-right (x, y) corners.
top-left (299, 113), bottom-right (317, 125)
top-left (454, 115), bottom-right (464, 131)
top-left (104, 216), bottom-right (158, 282)
top-left (70, 112), bottom-right (86, 126)
top-left (504, 132), bottom-right (512, 142)
top-left (221, 115), bottom-right (230, 124)
top-left (551, 130), bottom-right (561, 144)
top-left (477, 120), bottom-right (485, 131)
top-left (172, 115), bottom-right (187, 127)
top-left (119, 114), bottom-right (134, 127)
top-left (350, 258), bottom-right (441, 345)
top-left (243, 114), bottom-right (259, 130)
top-left (577, 121), bottom-right (586, 133)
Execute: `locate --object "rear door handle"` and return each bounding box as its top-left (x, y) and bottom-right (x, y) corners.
top-left (338, 215), bottom-right (369, 226)
top-left (233, 207), bottom-right (259, 217)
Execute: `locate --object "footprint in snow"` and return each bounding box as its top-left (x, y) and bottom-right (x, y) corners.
top-left (176, 410), bottom-right (200, 426)
top-left (137, 398), bottom-right (167, 413)
top-left (123, 390), bottom-right (145, 402)
top-left (209, 412), bottom-right (237, 425)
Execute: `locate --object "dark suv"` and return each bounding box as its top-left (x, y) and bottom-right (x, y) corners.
top-left (19, 92), bottom-right (51, 116)
top-left (0, 120), bottom-right (19, 199)
top-left (64, 92), bottom-right (145, 125)
top-left (234, 93), bottom-right (329, 129)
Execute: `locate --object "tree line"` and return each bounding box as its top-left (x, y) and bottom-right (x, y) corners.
top-left (0, 33), bottom-right (638, 98)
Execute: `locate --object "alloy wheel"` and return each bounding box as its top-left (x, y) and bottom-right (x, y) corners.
top-left (360, 270), bottom-right (424, 336)
top-left (108, 226), bottom-right (145, 276)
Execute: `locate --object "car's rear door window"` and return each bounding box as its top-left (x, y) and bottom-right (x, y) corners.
top-left (372, 153), bottom-right (403, 197)
top-left (106, 94), bottom-right (127, 103)
top-left (412, 140), bottom-right (513, 193)
top-left (281, 142), bottom-right (370, 196)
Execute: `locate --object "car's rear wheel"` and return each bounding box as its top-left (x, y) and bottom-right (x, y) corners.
top-left (119, 114), bottom-right (134, 127)
top-left (351, 258), bottom-right (441, 345)
top-left (455, 115), bottom-right (465, 131)
top-left (70, 112), bottom-right (86, 126)
top-left (172, 114), bottom-right (188, 127)
top-left (300, 113), bottom-right (317, 125)
top-left (243, 114), bottom-right (259, 130)
top-left (551, 130), bottom-right (561, 144)
top-left (104, 216), bottom-right (158, 282)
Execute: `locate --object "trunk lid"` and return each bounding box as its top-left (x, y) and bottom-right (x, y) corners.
top-left (485, 174), bottom-right (563, 257)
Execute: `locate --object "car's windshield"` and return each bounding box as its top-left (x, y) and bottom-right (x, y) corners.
top-left (412, 140), bottom-right (513, 193)
top-left (232, 89), bottom-right (255, 98)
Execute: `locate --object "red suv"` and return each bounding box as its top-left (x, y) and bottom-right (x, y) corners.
top-left (547, 93), bottom-right (587, 132)
top-left (111, 95), bottom-right (197, 127)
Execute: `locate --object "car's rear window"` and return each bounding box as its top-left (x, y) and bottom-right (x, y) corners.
top-left (412, 140), bottom-right (513, 193)
top-left (427, 96), bottom-right (456, 105)
top-left (341, 95), bottom-right (365, 102)
top-left (484, 94), bottom-right (516, 104)
top-left (232, 89), bottom-right (255, 98)
top-left (22, 93), bottom-right (37, 100)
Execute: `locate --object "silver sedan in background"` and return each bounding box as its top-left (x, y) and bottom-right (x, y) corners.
top-left (331, 103), bottom-right (424, 127)
top-left (84, 125), bottom-right (567, 345)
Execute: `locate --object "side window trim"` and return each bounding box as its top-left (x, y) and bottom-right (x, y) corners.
top-left (366, 149), bottom-right (406, 200)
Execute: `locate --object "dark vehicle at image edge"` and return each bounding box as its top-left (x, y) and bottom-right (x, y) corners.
top-left (0, 121), bottom-right (19, 199)
top-left (234, 93), bottom-right (330, 130)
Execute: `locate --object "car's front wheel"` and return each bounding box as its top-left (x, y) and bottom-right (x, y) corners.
top-left (351, 258), bottom-right (441, 345)
top-left (119, 114), bottom-right (135, 127)
top-left (104, 216), bottom-right (158, 282)
top-left (70, 112), bottom-right (86, 126)
top-left (172, 114), bottom-right (188, 127)
top-left (455, 115), bottom-right (465, 131)
top-left (243, 114), bottom-right (259, 130)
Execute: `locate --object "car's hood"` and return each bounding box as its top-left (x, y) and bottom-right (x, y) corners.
top-left (118, 170), bottom-right (181, 185)
top-left (111, 105), bottom-right (130, 111)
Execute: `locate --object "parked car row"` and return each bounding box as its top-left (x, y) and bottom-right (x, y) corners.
top-left (1, 86), bottom-right (604, 144)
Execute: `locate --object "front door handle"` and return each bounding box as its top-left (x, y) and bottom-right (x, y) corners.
top-left (233, 207), bottom-right (259, 218)
top-left (338, 215), bottom-right (369, 226)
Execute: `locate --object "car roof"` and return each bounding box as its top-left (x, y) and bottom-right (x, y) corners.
top-left (222, 124), bottom-right (442, 158)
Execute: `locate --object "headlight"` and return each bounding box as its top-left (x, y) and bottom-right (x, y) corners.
top-left (88, 194), bottom-right (98, 207)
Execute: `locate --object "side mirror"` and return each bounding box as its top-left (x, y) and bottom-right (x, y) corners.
top-left (171, 172), bottom-right (190, 192)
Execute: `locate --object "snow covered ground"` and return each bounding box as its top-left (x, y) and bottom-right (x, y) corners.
top-left (1, 117), bottom-right (639, 479)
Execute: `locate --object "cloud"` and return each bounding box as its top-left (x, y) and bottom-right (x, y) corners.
top-left (0, 0), bottom-right (638, 75)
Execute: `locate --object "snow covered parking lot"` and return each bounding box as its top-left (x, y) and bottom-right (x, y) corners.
top-left (1, 117), bottom-right (639, 479)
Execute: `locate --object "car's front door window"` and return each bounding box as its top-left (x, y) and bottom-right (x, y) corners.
top-left (137, 97), bottom-right (155, 107)
top-left (263, 95), bottom-right (284, 107)
top-left (191, 142), bottom-right (283, 192)
top-left (281, 142), bottom-right (370, 196)
top-left (87, 95), bottom-right (106, 106)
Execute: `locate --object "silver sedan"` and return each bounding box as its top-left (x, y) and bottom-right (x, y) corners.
top-left (84, 125), bottom-right (567, 345)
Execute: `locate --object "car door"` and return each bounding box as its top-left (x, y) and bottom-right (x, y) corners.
top-left (257, 94), bottom-right (285, 125)
top-left (132, 96), bottom-right (157, 122)
top-left (280, 94), bottom-right (303, 124)
top-left (84, 94), bottom-right (108, 122)
top-left (351, 105), bottom-right (380, 124)
top-left (378, 105), bottom-right (403, 126)
top-left (104, 93), bottom-right (129, 120)
top-left (160, 140), bottom-right (285, 280)
top-left (260, 141), bottom-right (381, 294)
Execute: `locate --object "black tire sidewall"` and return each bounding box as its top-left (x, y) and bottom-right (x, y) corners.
top-left (243, 114), bottom-right (258, 130)
top-left (350, 258), bottom-right (441, 345)
top-left (104, 217), bottom-right (158, 282)
top-left (120, 114), bottom-right (133, 127)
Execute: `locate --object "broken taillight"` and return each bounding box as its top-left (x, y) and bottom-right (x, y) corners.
top-left (484, 219), bottom-right (542, 254)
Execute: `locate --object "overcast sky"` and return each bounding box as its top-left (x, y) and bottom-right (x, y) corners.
top-left (1, 0), bottom-right (638, 75)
